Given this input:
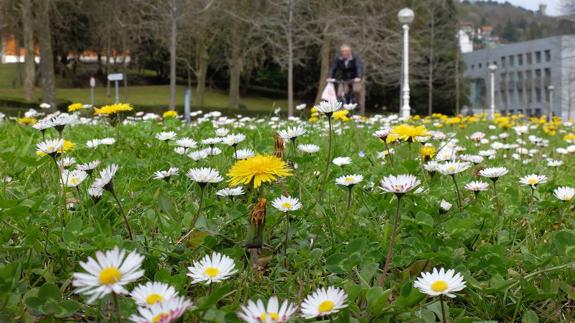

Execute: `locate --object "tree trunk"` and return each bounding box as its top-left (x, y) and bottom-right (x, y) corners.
top-left (427, 13), bottom-right (435, 117)
top-left (168, 12), bottom-right (177, 110)
top-left (195, 42), bottom-right (208, 107)
top-left (286, 0), bottom-right (294, 117)
top-left (22, 0), bottom-right (35, 101)
top-left (228, 57), bottom-right (242, 109)
top-left (228, 18), bottom-right (243, 109)
top-left (37, 0), bottom-right (55, 110)
top-left (315, 33), bottom-right (331, 104)
top-left (455, 48), bottom-right (460, 115)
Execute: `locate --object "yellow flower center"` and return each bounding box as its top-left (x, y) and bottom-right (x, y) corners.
top-left (281, 202), bottom-right (293, 209)
top-left (527, 178), bottom-right (538, 185)
top-left (448, 166), bottom-right (456, 172)
top-left (318, 300), bottom-right (335, 313)
top-left (99, 267), bottom-right (121, 285)
top-left (152, 313), bottom-right (168, 323)
top-left (47, 145), bottom-right (55, 151)
top-left (146, 293), bottom-right (164, 305)
top-left (204, 267), bottom-right (220, 278)
top-left (345, 177), bottom-right (354, 183)
top-left (431, 280), bottom-right (449, 292)
top-left (70, 178), bottom-right (80, 185)
top-left (258, 312), bottom-right (280, 322)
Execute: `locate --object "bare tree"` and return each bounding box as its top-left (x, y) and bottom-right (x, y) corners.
top-left (20, 0), bottom-right (35, 101)
top-left (35, 0), bottom-right (55, 109)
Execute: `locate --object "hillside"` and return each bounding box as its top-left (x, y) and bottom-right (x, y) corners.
top-left (459, 0), bottom-right (575, 43)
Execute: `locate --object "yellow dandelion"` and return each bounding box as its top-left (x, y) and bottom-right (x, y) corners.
top-left (163, 110), bottom-right (178, 119)
top-left (332, 110), bottom-right (350, 122)
top-left (420, 145), bottom-right (436, 161)
top-left (390, 124), bottom-right (429, 142)
top-left (68, 103), bottom-right (83, 112)
top-left (227, 155), bottom-right (292, 188)
top-left (17, 117), bottom-right (37, 125)
top-left (94, 103), bottom-right (134, 116)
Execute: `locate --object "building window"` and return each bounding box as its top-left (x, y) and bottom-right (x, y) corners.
top-left (471, 64), bottom-right (475, 70)
top-left (536, 88), bottom-right (542, 103)
top-left (518, 54), bottom-right (523, 66)
top-left (479, 63), bottom-right (482, 69)
top-left (510, 55), bottom-right (515, 66)
top-left (527, 53), bottom-right (532, 65)
top-left (545, 50), bottom-right (551, 62)
top-left (536, 51), bottom-right (541, 63)
top-left (501, 56), bottom-right (506, 67)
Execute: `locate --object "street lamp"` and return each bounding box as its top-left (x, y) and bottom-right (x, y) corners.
top-left (547, 85), bottom-right (554, 120)
top-left (398, 8), bottom-right (414, 119)
top-left (488, 64), bottom-right (497, 120)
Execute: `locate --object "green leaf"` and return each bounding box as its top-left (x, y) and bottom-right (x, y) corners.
top-left (38, 283), bottom-right (61, 301)
top-left (522, 310), bottom-right (539, 323)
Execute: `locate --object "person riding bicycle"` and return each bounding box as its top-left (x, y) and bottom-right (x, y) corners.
top-left (327, 44), bottom-right (364, 111)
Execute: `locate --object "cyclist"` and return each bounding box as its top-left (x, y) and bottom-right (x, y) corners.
top-left (327, 44), bottom-right (364, 111)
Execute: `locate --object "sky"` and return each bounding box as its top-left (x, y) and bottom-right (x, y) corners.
top-left (488, 0), bottom-right (563, 16)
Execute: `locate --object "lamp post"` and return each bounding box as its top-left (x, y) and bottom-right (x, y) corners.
top-left (488, 64), bottom-right (497, 120)
top-left (398, 8), bottom-right (414, 119)
top-left (547, 85), bottom-right (554, 120)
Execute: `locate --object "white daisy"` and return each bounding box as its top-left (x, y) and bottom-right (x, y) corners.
top-left (437, 161), bottom-right (471, 176)
top-left (215, 128), bottom-right (230, 137)
top-left (380, 174), bottom-right (421, 195)
top-left (479, 167), bottom-right (508, 181)
top-left (554, 186), bottom-right (575, 201)
top-left (316, 99), bottom-right (342, 115)
top-left (88, 186), bottom-right (104, 199)
top-left (36, 139), bottom-right (64, 156)
top-left (154, 167), bottom-right (180, 181)
top-left (86, 139), bottom-right (101, 149)
top-left (201, 137), bottom-right (222, 145)
top-left (272, 195), bottom-right (302, 212)
top-left (130, 282), bottom-right (178, 307)
top-left (57, 157), bottom-right (76, 168)
top-left (156, 131), bottom-right (177, 141)
top-left (297, 144), bottom-right (320, 154)
top-left (216, 187), bottom-right (245, 197)
top-left (278, 126), bottom-right (306, 141)
top-left (295, 103), bottom-right (306, 111)
top-left (72, 247), bottom-right (144, 303)
top-left (223, 134), bottom-right (246, 146)
top-left (186, 168), bottom-right (223, 184)
top-left (234, 148), bottom-right (256, 159)
top-left (76, 160), bottom-right (101, 173)
top-left (519, 174), bottom-right (548, 189)
top-left (237, 296), bottom-right (297, 323)
top-left (175, 138), bottom-right (197, 149)
top-left (129, 296), bottom-right (193, 323)
top-left (372, 127), bottom-right (391, 140)
top-left (99, 138), bottom-right (116, 145)
top-left (187, 252), bottom-right (237, 285)
top-left (464, 181), bottom-right (489, 193)
top-left (92, 164), bottom-right (119, 189)
top-left (440, 200), bottom-right (452, 211)
top-left (300, 286), bottom-right (347, 319)
top-left (188, 149), bottom-right (209, 161)
top-left (332, 157), bottom-right (352, 166)
top-left (413, 267), bottom-right (466, 298)
top-left (61, 170), bottom-right (88, 187)
top-left (423, 161), bottom-right (441, 173)
top-left (335, 174), bottom-right (363, 187)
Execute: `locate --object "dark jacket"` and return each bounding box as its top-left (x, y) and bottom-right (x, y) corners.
top-left (328, 55), bottom-right (364, 81)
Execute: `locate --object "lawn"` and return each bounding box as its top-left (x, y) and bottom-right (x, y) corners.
top-left (0, 64), bottom-right (290, 112)
top-left (1, 111), bottom-right (574, 322)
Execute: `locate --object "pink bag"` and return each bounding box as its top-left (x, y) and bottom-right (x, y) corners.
top-left (321, 82), bottom-right (337, 102)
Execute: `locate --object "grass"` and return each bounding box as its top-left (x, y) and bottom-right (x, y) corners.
top-left (0, 64), bottom-right (291, 112)
top-left (0, 114), bottom-right (574, 322)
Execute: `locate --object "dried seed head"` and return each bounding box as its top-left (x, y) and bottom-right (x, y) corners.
top-left (250, 198), bottom-right (267, 226)
top-left (274, 133), bottom-right (284, 159)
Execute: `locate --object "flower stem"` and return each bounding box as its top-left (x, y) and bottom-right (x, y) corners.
top-left (319, 117), bottom-right (333, 202)
top-left (439, 295), bottom-right (447, 323)
top-left (177, 185), bottom-right (206, 244)
top-left (380, 195), bottom-right (402, 286)
top-left (451, 175), bottom-right (463, 211)
top-left (284, 212), bottom-right (289, 267)
top-left (346, 187), bottom-right (353, 211)
top-left (110, 189), bottom-right (133, 240)
top-left (112, 293), bottom-right (122, 323)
